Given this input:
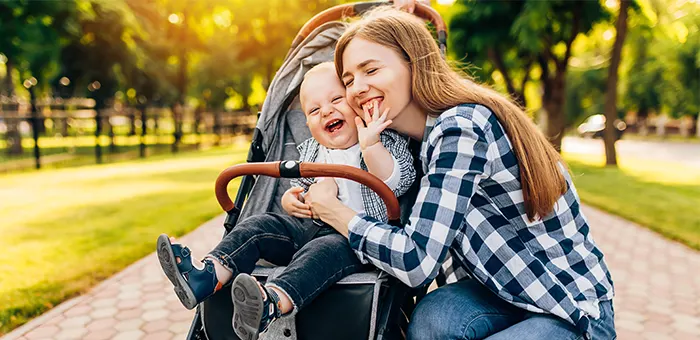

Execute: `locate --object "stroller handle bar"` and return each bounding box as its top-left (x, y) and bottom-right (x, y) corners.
top-left (290, 1), bottom-right (447, 55)
top-left (215, 161), bottom-right (402, 222)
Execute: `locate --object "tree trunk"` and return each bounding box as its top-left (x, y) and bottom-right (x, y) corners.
top-left (603, 0), bottom-right (630, 167)
top-left (542, 73), bottom-right (567, 152)
top-left (695, 112), bottom-right (700, 138)
top-left (487, 48), bottom-right (526, 108)
top-left (4, 60), bottom-right (23, 156)
top-left (29, 87), bottom-right (41, 169)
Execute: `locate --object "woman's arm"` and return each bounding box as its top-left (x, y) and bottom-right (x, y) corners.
top-left (307, 113), bottom-right (489, 288)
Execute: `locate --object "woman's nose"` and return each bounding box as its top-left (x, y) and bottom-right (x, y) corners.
top-left (350, 79), bottom-right (369, 100)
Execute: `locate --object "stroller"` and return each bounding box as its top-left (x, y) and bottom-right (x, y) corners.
top-left (185, 2), bottom-right (447, 339)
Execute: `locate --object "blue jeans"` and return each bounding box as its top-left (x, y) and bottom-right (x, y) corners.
top-left (407, 279), bottom-right (616, 340)
top-left (208, 213), bottom-right (367, 310)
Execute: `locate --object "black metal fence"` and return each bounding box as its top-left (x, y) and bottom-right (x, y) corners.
top-left (0, 97), bottom-right (256, 172)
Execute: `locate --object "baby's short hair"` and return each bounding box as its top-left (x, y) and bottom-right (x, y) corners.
top-left (303, 61), bottom-right (336, 81)
top-left (300, 62), bottom-right (339, 112)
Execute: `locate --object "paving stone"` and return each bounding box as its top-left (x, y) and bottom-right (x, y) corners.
top-left (147, 331), bottom-right (175, 340)
top-left (86, 318), bottom-right (118, 332)
top-left (115, 318), bottom-right (145, 331)
top-left (168, 320), bottom-right (192, 334)
top-left (54, 327), bottom-right (87, 340)
top-left (616, 319), bottom-right (644, 332)
top-left (142, 319), bottom-right (171, 333)
top-left (90, 298), bottom-right (118, 308)
top-left (142, 299), bottom-right (167, 310)
top-left (116, 299), bottom-right (142, 309)
top-left (112, 329), bottom-right (145, 340)
top-left (82, 329), bottom-right (118, 340)
top-left (62, 304), bottom-right (91, 317)
top-left (641, 332), bottom-right (674, 340)
top-left (142, 309), bottom-right (169, 321)
top-left (89, 307), bottom-right (118, 319)
top-left (58, 315), bottom-right (91, 328)
top-left (24, 325), bottom-right (60, 340)
top-left (115, 308), bottom-right (143, 321)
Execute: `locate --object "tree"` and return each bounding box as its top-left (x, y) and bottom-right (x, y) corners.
top-left (0, 0), bottom-right (83, 163)
top-left (450, 0), bottom-right (611, 151)
top-left (449, 2), bottom-right (532, 108)
top-left (603, 0), bottom-right (631, 167)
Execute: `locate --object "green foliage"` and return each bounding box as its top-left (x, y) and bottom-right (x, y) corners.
top-left (0, 0), bottom-right (84, 93)
top-left (449, 0), bottom-right (611, 122)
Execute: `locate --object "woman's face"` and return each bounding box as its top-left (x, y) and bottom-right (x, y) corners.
top-left (340, 38), bottom-right (413, 122)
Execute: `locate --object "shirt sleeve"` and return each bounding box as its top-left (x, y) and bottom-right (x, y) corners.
top-left (348, 115), bottom-right (490, 288)
top-left (380, 130), bottom-right (416, 197)
top-left (382, 155), bottom-right (401, 192)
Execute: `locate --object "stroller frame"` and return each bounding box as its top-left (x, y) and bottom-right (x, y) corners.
top-left (184, 2), bottom-right (447, 339)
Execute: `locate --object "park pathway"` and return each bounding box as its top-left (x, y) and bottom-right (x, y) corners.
top-left (2, 206), bottom-right (699, 340)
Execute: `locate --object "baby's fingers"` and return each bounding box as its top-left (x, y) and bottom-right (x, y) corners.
top-left (378, 120), bottom-right (392, 132)
top-left (355, 116), bottom-right (365, 129)
top-left (292, 200), bottom-right (310, 210)
top-left (362, 103), bottom-right (372, 123)
top-left (292, 207), bottom-right (312, 218)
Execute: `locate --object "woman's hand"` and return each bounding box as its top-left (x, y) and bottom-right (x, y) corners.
top-left (392, 0), bottom-right (431, 13)
top-left (305, 179), bottom-right (356, 237)
top-left (356, 99), bottom-right (392, 151)
top-left (305, 179), bottom-right (339, 216)
top-left (281, 186), bottom-right (312, 218)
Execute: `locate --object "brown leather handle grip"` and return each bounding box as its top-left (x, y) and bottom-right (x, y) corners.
top-left (290, 2), bottom-right (446, 51)
top-left (215, 161), bottom-right (401, 221)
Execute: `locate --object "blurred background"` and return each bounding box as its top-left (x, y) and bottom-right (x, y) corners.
top-left (0, 0), bottom-right (698, 338)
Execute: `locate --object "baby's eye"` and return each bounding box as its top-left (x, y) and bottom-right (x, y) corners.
top-left (332, 96), bottom-right (343, 103)
top-left (309, 108), bottom-right (319, 115)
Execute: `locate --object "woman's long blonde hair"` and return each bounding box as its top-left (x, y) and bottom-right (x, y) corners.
top-left (334, 7), bottom-right (566, 221)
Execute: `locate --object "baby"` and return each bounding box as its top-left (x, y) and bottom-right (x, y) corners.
top-left (156, 62), bottom-right (415, 340)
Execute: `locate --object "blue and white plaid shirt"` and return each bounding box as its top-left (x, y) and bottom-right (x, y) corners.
top-left (348, 104), bottom-right (614, 335)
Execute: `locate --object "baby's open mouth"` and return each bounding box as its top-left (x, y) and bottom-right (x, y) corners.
top-left (325, 119), bottom-right (345, 133)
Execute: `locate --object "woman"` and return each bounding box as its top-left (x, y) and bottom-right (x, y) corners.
top-left (304, 6), bottom-right (616, 340)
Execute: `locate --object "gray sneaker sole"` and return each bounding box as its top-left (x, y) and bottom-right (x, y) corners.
top-left (156, 234), bottom-right (198, 310)
top-left (232, 274), bottom-right (264, 340)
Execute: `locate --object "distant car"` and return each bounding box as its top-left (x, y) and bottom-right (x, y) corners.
top-left (577, 114), bottom-right (627, 139)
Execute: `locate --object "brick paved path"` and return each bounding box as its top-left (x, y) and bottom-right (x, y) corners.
top-left (2, 206), bottom-right (699, 340)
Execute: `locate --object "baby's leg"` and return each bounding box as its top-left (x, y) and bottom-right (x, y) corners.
top-left (206, 213), bottom-right (307, 282)
top-left (266, 232), bottom-right (367, 313)
top-left (158, 213), bottom-right (306, 309)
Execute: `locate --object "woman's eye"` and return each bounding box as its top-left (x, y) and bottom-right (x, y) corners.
top-left (367, 68), bottom-right (377, 75)
top-left (344, 79), bottom-right (354, 86)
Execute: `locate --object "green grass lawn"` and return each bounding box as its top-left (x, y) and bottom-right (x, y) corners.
top-left (564, 151), bottom-right (700, 250)
top-left (0, 143), bottom-right (249, 334)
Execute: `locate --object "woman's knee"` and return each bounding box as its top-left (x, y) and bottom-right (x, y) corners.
top-left (407, 280), bottom-right (519, 340)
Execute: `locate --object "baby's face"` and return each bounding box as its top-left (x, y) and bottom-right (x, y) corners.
top-left (300, 69), bottom-right (359, 150)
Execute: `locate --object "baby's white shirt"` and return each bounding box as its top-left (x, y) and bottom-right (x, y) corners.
top-left (317, 143), bottom-right (400, 213)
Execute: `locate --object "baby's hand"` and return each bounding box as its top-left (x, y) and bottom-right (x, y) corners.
top-left (356, 100), bottom-right (392, 151)
top-left (281, 187), bottom-right (312, 218)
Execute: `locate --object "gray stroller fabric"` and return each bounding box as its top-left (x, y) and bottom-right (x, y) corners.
top-left (239, 21), bottom-right (348, 222)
